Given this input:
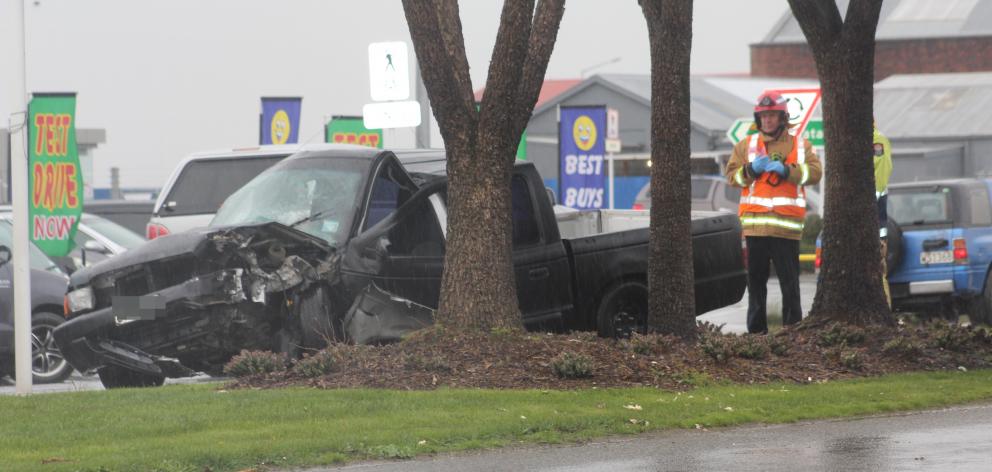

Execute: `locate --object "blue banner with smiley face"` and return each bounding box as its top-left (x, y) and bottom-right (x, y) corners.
top-left (260, 97), bottom-right (302, 145)
top-left (559, 106), bottom-right (606, 209)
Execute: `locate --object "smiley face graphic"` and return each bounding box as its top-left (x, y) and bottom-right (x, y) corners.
top-left (572, 115), bottom-right (597, 152)
top-left (271, 110), bottom-right (291, 144)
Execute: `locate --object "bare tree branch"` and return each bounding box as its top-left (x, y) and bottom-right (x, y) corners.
top-left (505, 0), bottom-right (566, 160)
top-left (843, 0), bottom-right (884, 44)
top-left (787, 0), bottom-right (843, 51)
top-left (478, 0), bottom-right (535, 154)
top-left (403, 0), bottom-right (477, 144)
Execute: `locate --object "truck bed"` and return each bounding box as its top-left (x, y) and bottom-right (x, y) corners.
top-left (561, 210), bottom-right (746, 327)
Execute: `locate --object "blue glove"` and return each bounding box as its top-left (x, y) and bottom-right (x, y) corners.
top-left (750, 155), bottom-right (770, 175)
top-left (766, 160), bottom-right (788, 178)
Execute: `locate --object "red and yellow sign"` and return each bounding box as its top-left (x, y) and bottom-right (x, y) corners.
top-left (28, 93), bottom-right (83, 257)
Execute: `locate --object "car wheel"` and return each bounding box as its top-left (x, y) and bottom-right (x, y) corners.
top-left (31, 312), bottom-right (73, 384)
top-left (596, 281), bottom-right (648, 339)
top-left (97, 365), bottom-right (165, 389)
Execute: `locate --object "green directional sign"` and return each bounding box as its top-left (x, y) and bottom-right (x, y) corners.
top-left (727, 118), bottom-right (824, 147)
top-left (726, 118), bottom-right (755, 144)
top-left (28, 93), bottom-right (83, 257)
top-left (801, 120), bottom-right (824, 147)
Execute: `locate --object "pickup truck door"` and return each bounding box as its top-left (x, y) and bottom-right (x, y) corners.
top-left (510, 173), bottom-right (573, 324)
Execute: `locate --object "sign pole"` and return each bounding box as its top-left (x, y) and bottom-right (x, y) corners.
top-left (11, 0), bottom-right (32, 394)
top-left (608, 153), bottom-right (615, 210)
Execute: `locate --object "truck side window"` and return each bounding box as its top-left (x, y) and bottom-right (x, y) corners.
top-left (512, 175), bottom-right (541, 247)
top-left (387, 198), bottom-right (444, 257)
top-left (365, 162), bottom-right (416, 231)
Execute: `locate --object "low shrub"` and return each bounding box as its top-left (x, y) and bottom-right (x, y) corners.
top-left (881, 337), bottom-right (924, 358)
top-left (818, 323), bottom-right (867, 347)
top-left (700, 335), bottom-right (735, 363)
top-left (551, 352), bottom-right (593, 379)
top-left (292, 350), bottom-right (338, 378)
top-left (734, 336), bottom-right (770, 360)
top-left (840, 350), bottom-right (864, 370)
top-left (768, 336), bottom-right (790, 357)
top-left (223, 350), bottom-right (287, 377)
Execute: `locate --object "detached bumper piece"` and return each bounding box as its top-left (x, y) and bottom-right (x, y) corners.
top-left (344, 285), bottom-right (434, 345)
top-left (54, 269), bottom-right (245, 377)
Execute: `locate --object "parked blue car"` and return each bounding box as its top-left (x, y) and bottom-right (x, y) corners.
top-left (886, 178), bottom-right (992, 323)
top-left (817, 178), bottom-right (992, 323)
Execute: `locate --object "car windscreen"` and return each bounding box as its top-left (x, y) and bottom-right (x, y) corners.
top-left (210, 157), bottom-right (371, 247)
top-left (81, 214), bottom-right (146, 250)
top-left (889, 186), bottom-right (953, 226)
top-left (161, 155), bottom-right (287, 216)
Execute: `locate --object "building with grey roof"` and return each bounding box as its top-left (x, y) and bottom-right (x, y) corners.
top-left (874, 71), bottom-right (992, 180)
top-left (753, 0), bottom-right (992, 81)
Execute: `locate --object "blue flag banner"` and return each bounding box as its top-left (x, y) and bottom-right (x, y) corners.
top-left (559, 106), bottom-right (607, 209)
top-left (260, 97), bottom-right (302, 145)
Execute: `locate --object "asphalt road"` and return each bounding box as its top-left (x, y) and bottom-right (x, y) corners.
top-left (698, 273), bottom-right (818, 334)
top-left (318, 402), bottom-right (992, 472)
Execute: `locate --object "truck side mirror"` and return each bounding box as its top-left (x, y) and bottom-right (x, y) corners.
top-left (83, 240), bottom-right (110, 254)
top-left (0, 245), bottom-right (10, 268)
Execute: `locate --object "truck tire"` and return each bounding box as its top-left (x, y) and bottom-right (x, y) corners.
top-left (971, 272), bottom-right (992, 326)
top-left (886, 219), bottom-right (904, 275)
top-left (31, 312), bottom-right (74, 384)
top-left (596, 281), bottom-right (648, 339)
top-left (97, 365), bottom-right (165, 389)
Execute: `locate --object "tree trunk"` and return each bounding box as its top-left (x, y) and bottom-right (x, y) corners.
top-left (788, 0), bottom-right (892, 325)
top-left (403, 0), bottom-right (565, 332)
top-left (640, 0), bottom-right (696, 340)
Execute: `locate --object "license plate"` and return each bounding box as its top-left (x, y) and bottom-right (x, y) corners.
top-left (920, 250), bottom-right (953, 265)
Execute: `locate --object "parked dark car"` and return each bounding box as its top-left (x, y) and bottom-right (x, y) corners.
top-left (0, 228), bottom-right (73, 383)
top-left (83, 200), bottom-right (155, 237)
top-left (55, 147), bottom-right (747, 388)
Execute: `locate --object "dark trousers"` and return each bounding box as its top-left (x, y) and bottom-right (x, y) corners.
top-left (746, 236), bottom-right (802, 334)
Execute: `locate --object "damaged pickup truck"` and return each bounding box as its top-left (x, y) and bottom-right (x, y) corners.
top-left (55, 146), bottom-right (746, 388)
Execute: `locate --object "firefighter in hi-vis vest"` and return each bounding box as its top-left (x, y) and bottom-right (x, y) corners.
top-left (726, 92), bottom-right (823, 334)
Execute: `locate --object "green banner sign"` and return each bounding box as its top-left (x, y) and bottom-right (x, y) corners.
top-left (28, 93), bottom-right (83, 257)
top-left (326, 116), bottom-right (383, 148)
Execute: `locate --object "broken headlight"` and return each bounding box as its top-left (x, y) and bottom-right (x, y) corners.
top-left (66, 286), bottom-right (95, 313)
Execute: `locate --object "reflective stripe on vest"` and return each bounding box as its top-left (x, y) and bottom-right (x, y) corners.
top-left (740, 195), bottom-right (807, 208)
top-left (734, 167), bottom-right (746, 186)
top-left (740, 215), bottom-right (805, 231)
top-left (741, 133), bottom-right (807, 216)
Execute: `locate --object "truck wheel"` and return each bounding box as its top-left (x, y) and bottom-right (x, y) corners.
top-left (971, 273), bottom-right (992, 326)
top-left (596, 281), bottom-right (648, 339)
top-left (97, 366), bottom-right (165, 389)
top-left (31, 312), bottom-right (74, 384)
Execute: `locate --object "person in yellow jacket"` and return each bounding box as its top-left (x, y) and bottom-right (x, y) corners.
top-left (874, 123), bottom-right (893, 306)
top-left (726, 92), bottom-right (823, 334)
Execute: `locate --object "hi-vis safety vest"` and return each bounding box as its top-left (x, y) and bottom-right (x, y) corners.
top-left (736, 133), bottom-right (810, 231)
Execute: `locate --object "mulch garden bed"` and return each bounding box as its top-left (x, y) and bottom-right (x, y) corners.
top-left (226, 319), bottom-right (992, 391)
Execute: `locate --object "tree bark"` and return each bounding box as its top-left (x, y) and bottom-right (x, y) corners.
top-left (640, 0), bottom-right (696, 340)
top-left (788, 0), bottom-right (892, 325)
top-left (403, 0), bottom-right (565, 332)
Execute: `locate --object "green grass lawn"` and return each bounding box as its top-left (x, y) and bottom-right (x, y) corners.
top-left (4, 370), bottom-right (992, 471)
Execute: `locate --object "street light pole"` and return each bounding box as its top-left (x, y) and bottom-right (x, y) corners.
top-left (11, 0), bottom-right (33, 394)
top-left (580, 56), bottom-right (621, 78)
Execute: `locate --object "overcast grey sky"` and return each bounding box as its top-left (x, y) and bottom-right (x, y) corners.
top-left (1, 0), bottom-right (789, 188)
